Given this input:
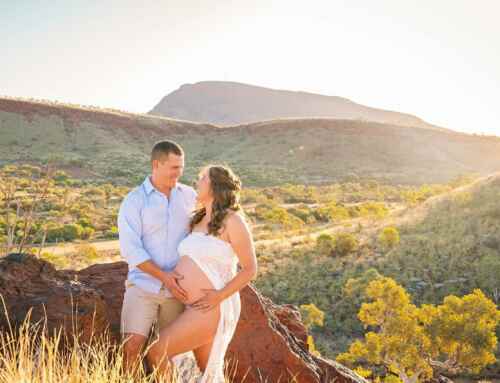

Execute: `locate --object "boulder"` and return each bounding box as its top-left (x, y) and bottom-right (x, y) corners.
top-left (0, 254), bottom-right (367, 383)
top-left (0, 253), bottom-right (108, 344)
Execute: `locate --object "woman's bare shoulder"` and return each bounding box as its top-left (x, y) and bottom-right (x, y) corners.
top-left (225, 210), bottom-right (250, 233)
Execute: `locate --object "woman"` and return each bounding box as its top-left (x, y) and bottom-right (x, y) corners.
top-left (147, 164), bottom-right (258, 382)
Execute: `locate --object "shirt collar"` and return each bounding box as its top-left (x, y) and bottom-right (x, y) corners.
top-left (143, 175), bottom-right (180, 195)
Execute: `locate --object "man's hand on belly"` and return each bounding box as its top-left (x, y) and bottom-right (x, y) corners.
top-left (136, 260), bottom-right (189, 302)
top-left (160, 270), bottom-right (188, 302)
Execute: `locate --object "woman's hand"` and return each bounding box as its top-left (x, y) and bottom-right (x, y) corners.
top-left (191, 288), bottom-right (223, 312)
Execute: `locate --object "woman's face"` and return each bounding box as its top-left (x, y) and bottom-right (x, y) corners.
top-left (196, 168), bottom-right (212, 203)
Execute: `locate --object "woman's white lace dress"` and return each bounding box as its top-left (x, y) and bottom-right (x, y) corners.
top-left (177, 231), bottom-right (241, 383)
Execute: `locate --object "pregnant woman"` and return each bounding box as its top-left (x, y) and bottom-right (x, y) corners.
top-left (146, 164), bottom-right (258, 382)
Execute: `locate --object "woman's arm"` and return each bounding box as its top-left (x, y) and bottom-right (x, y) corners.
top-left (192, 212), bottom-right (257, 311)
top-left (218, 212), bottom-right (258, 300)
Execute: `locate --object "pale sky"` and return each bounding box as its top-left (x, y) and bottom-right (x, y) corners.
top-left (1, 0), bottom-right (499, 135)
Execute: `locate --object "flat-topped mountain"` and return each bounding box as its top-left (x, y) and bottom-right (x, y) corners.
top-left (149, 81), bottom-right (448, 131)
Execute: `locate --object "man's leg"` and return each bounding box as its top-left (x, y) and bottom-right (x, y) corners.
top-left (122, 333), bottom-right (148, 374)
top-left (157, 296), bottom-right (185, 333)
top-left (121, 283), bottom-right (160, 375)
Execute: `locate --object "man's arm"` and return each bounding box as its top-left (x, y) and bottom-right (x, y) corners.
top-left (117, 194), bottom-right (187, 301)
top-left (117, 194), bottom-right (151, 268)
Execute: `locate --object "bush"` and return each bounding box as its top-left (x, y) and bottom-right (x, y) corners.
top-left (77, 217), bottom-right (94, 228)
top-left (315, 202), bottom-right (350, 222)
top-left (75, 244), bottom-right (99, 262)
top-left (333, 232), bottom-right (358, 257)
top-left (316, 234), bottom-right (335, 256)
top-left (40, 251), bottom-right (69, 268)
top-left (262, 206), bottom-right (304, 230)
top-left (288, 206), bottom-right (316, 224)
top-left (61, 224), bottom-right (83, 241)
top-left (300, 303), bottom-right (325, 330)
top-left (378, 227), bottom-right (400, 250)
top-left (80, 227), bottom-right (95, 240)
top-left (103, 226), bottom-right (118, 239)
top-left (46, 223), bottom-right (84, 242)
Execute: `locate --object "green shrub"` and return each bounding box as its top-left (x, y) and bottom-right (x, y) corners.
top-left (75, 244), bottom-right (99, 262)
top-left (80, 227), bottom-right (95, 240)
top-left (103, 226), bottom-right (119, 239)
top-left (299, 303), bottom-right (325, 330)
top-left (46, 223), bottom-right (84, 242)
top-left (378, 227), bottom-right (400, 250)
top-left (333, 232), bottom-right (358, 257)
top-left (77, 217), bottom-right (94, 228)
top-left (316, 234), bottom-right (335, 256)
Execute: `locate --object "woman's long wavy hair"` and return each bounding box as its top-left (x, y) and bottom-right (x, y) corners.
top-left (189, 164), bottom-right (243, 237)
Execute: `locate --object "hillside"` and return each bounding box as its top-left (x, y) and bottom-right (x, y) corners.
top-left (254, 172), bottom-right (500, 376)
top-left (149, 81), bottom-right (449, 131)
top-left (2, 97), bottom-right (500, 186)
top-left (376, 171), bottom-right (500, 306)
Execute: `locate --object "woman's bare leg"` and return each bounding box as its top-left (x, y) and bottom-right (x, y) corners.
top-left (146, 306), bottom-right (220, 376)
top-left (193, 340), bottom-right (215, 372)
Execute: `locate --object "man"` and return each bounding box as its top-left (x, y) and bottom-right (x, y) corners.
top-left (118, 140), bottom-right (197, 373)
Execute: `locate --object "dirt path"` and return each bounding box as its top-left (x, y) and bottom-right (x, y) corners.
top-left (38, 204), bottom-right (407, 256)
top-left (42, 239), bottom-right (121, 255)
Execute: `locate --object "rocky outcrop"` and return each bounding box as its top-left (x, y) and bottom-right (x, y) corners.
top-left (0, 253), bottom-right (108, 344)
top-left (0, 254), bottom-right (367, 383)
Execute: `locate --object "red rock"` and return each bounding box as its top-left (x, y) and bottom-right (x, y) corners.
top-left (0, 255), bottom-right (367, 383)
top-left (0, 253), bottom-right (108, 344)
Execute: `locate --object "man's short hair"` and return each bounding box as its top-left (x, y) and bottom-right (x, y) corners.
top-left (151, 140), bottom-right (184, 162)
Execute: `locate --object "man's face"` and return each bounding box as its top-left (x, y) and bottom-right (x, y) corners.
top-left (152, 153), bottom-right (184, 187)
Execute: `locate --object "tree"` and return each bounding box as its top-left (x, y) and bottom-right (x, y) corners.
top-left (475, 254), bottom-right (500, 304)
top-left (419, 289), bottom-right (500, 375)
top-left (343, 268), bottom-right (383, 303)
top-left (337, 277), bottom-right (500, 383)
top-left (337, 277), bottom-right (434, 383)
top-left (0, 164), bottom-right (54, 255)
top-left (300, 303), bottom-right (325, 357)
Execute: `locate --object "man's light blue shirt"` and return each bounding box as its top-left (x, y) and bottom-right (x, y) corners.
top-left (117, 176), bottom-right (197, 296)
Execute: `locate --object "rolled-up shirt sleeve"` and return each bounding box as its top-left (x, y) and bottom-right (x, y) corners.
top-left (117, 194), bottom-right (152, 268)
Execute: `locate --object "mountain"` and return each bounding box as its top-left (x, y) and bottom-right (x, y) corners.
top-left (149, 81), bottom-right (448, 131)
top-left (2, 97), bottom-right (500, 186)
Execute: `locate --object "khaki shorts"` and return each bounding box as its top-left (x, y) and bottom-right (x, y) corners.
top-left (120, 281), bottom-right (185, 338)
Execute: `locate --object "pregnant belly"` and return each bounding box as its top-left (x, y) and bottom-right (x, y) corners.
top-left (174, 255), bottom-right (215, 305)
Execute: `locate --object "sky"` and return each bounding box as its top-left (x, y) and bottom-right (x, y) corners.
top-left (1, 0), bottom-right (499, 135)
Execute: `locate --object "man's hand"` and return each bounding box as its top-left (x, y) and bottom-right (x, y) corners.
top-left (161, 270), bottom-right (188, 302)
top-left (135, 261), bottom-right (189, 302)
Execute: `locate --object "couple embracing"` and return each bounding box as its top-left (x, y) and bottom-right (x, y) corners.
top-left (118, 140), bottom-right (258, 382)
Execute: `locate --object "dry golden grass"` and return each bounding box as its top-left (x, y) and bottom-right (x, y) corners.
top-left (0, 299), bottom-right (226, 383)
top-left (0, 312), bottom-right (309, 383)
top-left (0, 302), bottom-right (306, 383)
top-left (0, 313), bottom-right (177, 383)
